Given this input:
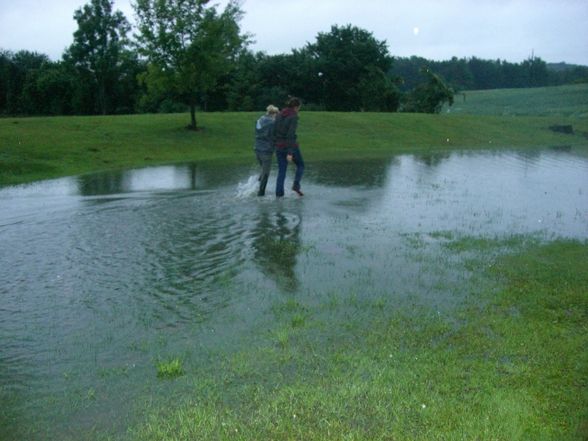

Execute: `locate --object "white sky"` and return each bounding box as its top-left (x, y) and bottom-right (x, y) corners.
top-left (1, 0), bottom-right (587, 65)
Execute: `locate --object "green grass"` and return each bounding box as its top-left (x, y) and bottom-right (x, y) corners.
top-left (2, 84), bottom-right (588, 186)
top-left (446, 83), bottom-right (588, 117)
top-left (155, 358), bottom-right (185, 379)
top-left (130, 239), bottom-right (587, 440)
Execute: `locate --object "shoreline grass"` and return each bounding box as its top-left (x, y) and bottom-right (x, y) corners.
top-left (1, 108), bottom-right (587, 187)
top-left (130, 239), bottom-right (587, 440)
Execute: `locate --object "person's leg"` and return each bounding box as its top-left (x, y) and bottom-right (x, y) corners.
top-left (291, 148), bottom-right (305, 192)
top-left (275, 149), bottom-right (288, 197)
top-left (256, 151), bottom-right (264, 181)
top-left (258, 153), bottom-right (272, 196)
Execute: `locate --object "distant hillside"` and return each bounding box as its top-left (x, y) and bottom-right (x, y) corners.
top-left (392, 56), bottom-right (588, 93)
top-left (445, 84), bottom-right (588, 117)
top-left (547, 62), bottom-right (588, 72)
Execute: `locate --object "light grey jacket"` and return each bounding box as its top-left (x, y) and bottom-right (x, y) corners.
top-left (254, 115), bottom-right (275, 155)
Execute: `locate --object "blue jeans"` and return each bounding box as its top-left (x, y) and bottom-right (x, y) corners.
top-left (275, 148), bottom-right (304, 197)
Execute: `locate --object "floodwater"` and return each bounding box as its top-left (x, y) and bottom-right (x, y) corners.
top-left (1, 149), bottom-right (587, 439)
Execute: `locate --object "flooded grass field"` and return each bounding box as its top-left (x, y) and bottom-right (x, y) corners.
top-left (1, 148), bottom-right (587, 440)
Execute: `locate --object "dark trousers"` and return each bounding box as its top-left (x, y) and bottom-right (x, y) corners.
top-left (256, 151), bottom-right (273, 196)
top-left (276, 147), bottom-right (304, 197)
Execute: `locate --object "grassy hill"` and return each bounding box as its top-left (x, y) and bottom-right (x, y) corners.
top-left (1, 84), bottom-right (587, 186)
top-left (445, 83), bottom-right (588, 117)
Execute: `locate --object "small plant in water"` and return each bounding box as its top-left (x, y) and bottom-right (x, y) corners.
top-left (156, 357), bottom-right (184, 379)
top-left (86, 388), bottom-right (96, 401)
top-left (291, 313), bottom-right (306, 328)
top-left (372, 296), bottom-right (387, 310)
top-left (275, 328), bottom-right (290, 349)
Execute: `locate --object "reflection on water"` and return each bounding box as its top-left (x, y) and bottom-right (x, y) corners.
top-left (372, 150), bottom-right (587, 236)
top-left (0, 149), bottom-right (587, 439)
top-left (252, 206), bottom-right (301, 292)
top-left (77, 163), bottom-right (245, 196)
top-left (309, 157), bottom-right (392, 188)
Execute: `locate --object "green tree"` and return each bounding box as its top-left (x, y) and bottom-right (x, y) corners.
top-left (225, 51), bottom-right (293, 111)
top-left (305, 25), bottom-right (395, 111)
top-left (403, 68), bottom-right (454, 113)
top-left (133, 0), bottom-right (248, 129)
top-left (0, 51), bottom-right (17, 114)
top-left (435, 57), bottom-right (474, 91)
top-left (226, 50), bottom-right (261, 111)
top-left (389, 56), bottom-right (427, 92)
top-left (64, 0), bottom-right (132, 115)
top-left (357, 65), bottom-right (399, 111)
top-left (0, 51), bottom-right (11, 114)
top-left (0, 51), bottom-right (50, 115)
top-left (20, 61), bottom-right (75, 115)
top-left (256, 53), bottom-right (301, 106)
top-left (468, 57), bottom-right (502, 90)
top-left (522, 56), bottom-right (548, 87)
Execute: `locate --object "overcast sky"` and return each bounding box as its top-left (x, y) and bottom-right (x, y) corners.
top-left (1, 0), bottom-right (587, 65)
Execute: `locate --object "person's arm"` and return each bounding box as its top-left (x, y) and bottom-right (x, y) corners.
top-left (270, 120), bottom-right (277, 146)
top-left (262, 120), bottom-right (273, 142)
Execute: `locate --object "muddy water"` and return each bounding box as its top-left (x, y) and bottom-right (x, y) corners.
top-left (0, 149), bottom-right (586, 439)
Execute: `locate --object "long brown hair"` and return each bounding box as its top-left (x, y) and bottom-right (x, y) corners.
top-left (286, 97), bottom-right (301, 108)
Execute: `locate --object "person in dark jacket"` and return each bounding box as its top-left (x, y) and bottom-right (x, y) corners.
top-left (254, 104), bottom-right (279, 196)
top-left (274, 97), bottom-right (304, 197)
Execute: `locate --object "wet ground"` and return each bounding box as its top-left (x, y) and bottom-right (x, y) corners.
top-left (1, 149), bottom-right (586, 439)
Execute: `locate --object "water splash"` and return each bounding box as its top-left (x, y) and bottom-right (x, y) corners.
top-left (235, 175), bottom-right (259, 199)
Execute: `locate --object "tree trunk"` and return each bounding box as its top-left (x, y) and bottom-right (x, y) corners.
top-left (97, 75), bottom-right (107, 115)
top-left (99, 85), bottom-right (107, 115)
top-left (188, 103), bottom-right (198, 130)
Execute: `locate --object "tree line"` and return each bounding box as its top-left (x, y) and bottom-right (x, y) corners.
top-left (392, 56), bottom-right (588, 92)
top-left (1, 0), bottom-right (586, 124)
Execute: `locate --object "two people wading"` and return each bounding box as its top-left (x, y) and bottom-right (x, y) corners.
top-left (254, 97), bottom-right (304, 197)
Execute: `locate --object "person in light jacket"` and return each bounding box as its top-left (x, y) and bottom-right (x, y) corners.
top-left (254, 104), bottom-right (279, 196)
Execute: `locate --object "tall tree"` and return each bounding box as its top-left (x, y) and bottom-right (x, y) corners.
top-left (305, 25), bottom-right (394, 111)
top-left (64, 0), bottom-right (131, 114)
top-left (522, 56), bottom-right (549, 87)
top-left (226, 50), bottom-right (261, 111)
top-left (133, 0), bottom-right (248, 130)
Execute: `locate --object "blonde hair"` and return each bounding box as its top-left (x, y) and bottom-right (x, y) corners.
top-left (266, 104), bottom-right (279, 115)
